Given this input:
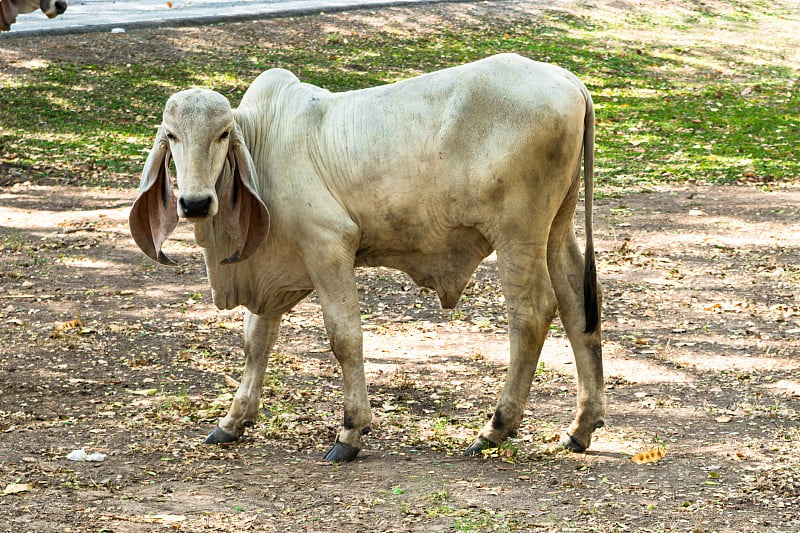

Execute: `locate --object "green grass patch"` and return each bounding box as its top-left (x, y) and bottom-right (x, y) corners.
top-left (1, 2), bottom-right (797, 190)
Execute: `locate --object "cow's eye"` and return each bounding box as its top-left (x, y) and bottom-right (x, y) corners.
top-left (166, 132), bottom-right (177, 141)
top-left (219, 130), bottom-right (230, 141)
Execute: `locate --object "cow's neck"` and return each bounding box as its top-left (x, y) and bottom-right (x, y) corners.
top-left (191, 195), bottom-right (247, 310)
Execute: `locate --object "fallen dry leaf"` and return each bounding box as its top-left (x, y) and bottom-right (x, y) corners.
top-left (129, 388), bottom-right (158, 396)
top-left (54, 318), bottom-right (84, 331)
top-left (224, 374), bottom-right (241, 389)
top-left (631, 446), bottom-right (667, 464)
top-left (53, 310), bottom-right (86, 333)
top-left (2, 483), bottom-right (33, 495)
top-left (151, 514), bottom-right (185, 523)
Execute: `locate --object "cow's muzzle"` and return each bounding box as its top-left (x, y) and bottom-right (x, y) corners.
top-left (179, 195), bottom-right (213, 220)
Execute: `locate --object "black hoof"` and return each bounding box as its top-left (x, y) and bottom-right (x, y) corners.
top-left (204, 426), bottom-right (239, 444)
top-left (559, 433), bottom-right (588, 453)
top-left (463, 437), bottom-right (497, 457)
top-left (323, 441), bottom-right (360, 462)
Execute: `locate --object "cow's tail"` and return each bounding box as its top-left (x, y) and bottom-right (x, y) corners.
top-left (581, 85), bottom-right (599, 334)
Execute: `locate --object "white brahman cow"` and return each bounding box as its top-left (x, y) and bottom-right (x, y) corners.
top-left (0, 0), bottom-right (67, 32)
top-left (130, 53), bottom-right (605, 461)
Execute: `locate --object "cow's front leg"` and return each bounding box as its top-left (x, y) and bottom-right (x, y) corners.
top-left (206, 310), bottom-right (281, 444)
top-left (312, 266), bottom-right (371, 462)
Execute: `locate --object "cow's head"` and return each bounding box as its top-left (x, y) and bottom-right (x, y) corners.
top-left (16, 0), bottom-right (68, 18)
top-left (129, 89), bottom-right (270, 266)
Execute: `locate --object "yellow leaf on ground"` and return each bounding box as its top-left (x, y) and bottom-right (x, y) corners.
top-left (631, 446), bottom-right (666, 464)
top-left (54, 310), bottom-right (86, 333)
top-left (150, 514), bottom-right (185, 524)
top-left (54, 318), bottom-right (85, 332)
top-left (130, 388), bottom-right (158, 396)
top-left (224, 374), bottom-right (240, 389)
top-left (3, 483), bottom-right (33, 495)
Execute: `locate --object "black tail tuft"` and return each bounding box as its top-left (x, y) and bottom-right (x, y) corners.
top-left (583, 250), bottom-right (599, 334)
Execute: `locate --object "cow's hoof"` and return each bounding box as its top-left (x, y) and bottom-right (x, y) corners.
top-left (558, 433), bottom-right (588, 453)
top-left (205, 426), bottom-right (239, 444)
top-left (323, 441), bottom-right (360, 462)
top-left (463, 437), bottom-right (498, 457)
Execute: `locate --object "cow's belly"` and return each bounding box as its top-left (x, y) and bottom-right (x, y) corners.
top-left (355, 226), bottom-right (492, 308)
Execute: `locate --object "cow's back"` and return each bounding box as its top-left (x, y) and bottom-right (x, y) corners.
top-left (312, 54), bottom-right (587, 254)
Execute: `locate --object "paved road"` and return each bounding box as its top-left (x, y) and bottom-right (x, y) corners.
top-left (2, 0), bottom-right (442, 37)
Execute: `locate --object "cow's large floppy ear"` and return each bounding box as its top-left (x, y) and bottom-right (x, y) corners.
top-left (129, 128), bottom-right (179, 265)
top-left (218, 124), bottom-right (270, 264)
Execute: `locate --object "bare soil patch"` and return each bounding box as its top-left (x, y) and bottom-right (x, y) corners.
top-left (1, 2), bottom-right (799, 532)
top-left (2, 180), bottom-right (797, 532)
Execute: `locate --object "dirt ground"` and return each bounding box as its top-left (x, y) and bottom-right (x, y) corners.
top-left (2, 181), bottom-right (798, 533)
top-left (1, 2), bottom-right (799, 533)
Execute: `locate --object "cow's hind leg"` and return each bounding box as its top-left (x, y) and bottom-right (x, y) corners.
top-left (206, 310), bottom-right (281, 444)
top-left (548, 216), bottom-right (605, 452)
top-left (465, 246), bottom-right (557, 456)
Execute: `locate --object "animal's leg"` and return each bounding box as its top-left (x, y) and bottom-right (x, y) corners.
top-left (465, 246), bottom-right (557, 456)
top-left (307, 263), bottom-right (371, 462)
top-left (206, 310), bottom-right (281, 444)
top-left (547, 228), bottom-right (605, 452)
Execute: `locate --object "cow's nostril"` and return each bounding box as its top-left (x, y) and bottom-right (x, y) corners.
top-left (55, 1), bottom-right (67, 14)
top-left (180, 196), bottom-right (212, 219)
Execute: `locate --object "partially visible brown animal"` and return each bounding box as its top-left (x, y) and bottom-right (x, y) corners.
top-left (1, 0), bottom-right (67, 32)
